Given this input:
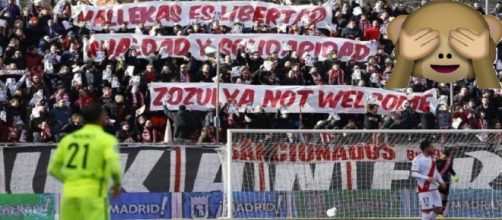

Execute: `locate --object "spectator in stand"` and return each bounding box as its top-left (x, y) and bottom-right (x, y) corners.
top-left (421, 105), bottom-right (436, 129)
top-left (116, 122), bottom-right (135, 143)
top-left (163, 103), bottom-right (192, 143)
top-left (39, 121), bottom-right (54, 142)
top-left (74, 88), bottom-right (93, 109)
top-left (344, 119), bottom-right (359, 129)
top-left (453, 87), bottom-right (471, 106)
top-left (364, 20), bottom-right (381, 40)
top-left (60, 114), bottom-right (83, 137)
top-left (8, 121), bottom-right (26, 142)
top-left (399, 101), bottom-right (419, 129)
top-left (473, 2), bottom-right (486, 15)
top-left (437, 104), bottom-right (452, 129)
top-left (364, 104), bottom-right (381, 129)
top-left (328, 64), bottom-right (345, 85)
top-left (244, 105), bottom-right (272, 129)
top-left (491, 2), bottom-right (502, 20)
top-left (476, 94), bottom-right (496, 124)
top-left (2, 0), bottom-right (21, 22)
top-left (141, 120), bottom-right (161, 143)
top-left (341, 20), bottom-right (362, 39)
top-left (50, 99), bottom-right (70, 141)
top-left (478, 111), bottom-right (489, 129)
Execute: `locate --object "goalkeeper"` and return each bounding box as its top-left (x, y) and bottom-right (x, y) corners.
top-left (436, 148), bottom-right (459, 218)
top-left (48, 103), bottom-right (122, 220)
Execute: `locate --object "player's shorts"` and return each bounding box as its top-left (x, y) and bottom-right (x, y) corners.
top-left (418, 190), bottom-right (442, 211)
top-left (61, 197), bottom-right (109, 220)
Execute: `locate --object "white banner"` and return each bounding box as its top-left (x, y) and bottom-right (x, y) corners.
top-left (149, 83), bottom-right (438, 114)
top-left (72, 1), bottom-right (332, 30)
top-left (87, 34), bottom-right (377, 62)
top-left (0, 69), bottom-right (28, 76)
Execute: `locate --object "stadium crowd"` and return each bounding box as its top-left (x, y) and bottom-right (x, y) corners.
top-left (0, 0), bottom-right (502, 144)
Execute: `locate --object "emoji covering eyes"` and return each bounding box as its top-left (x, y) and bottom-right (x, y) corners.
top-left (385, 0), bottom-right (502, 89)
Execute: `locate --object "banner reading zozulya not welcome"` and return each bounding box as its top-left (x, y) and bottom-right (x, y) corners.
top-left (149, 83), bottom-right (438, 114)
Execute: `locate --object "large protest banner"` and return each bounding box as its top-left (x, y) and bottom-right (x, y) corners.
top-left (148, 83), bottom-right (438, 114)
top-left (72, 1), bottom-right (332, 29)
top-left (86, 34), bottom-right (377, 62)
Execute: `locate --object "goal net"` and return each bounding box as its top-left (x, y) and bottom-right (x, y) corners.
top-left (219, 129), bottom-right (502, 219)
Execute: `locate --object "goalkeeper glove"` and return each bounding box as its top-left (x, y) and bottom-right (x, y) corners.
top-left (452, 176), bottom-right (460, 183)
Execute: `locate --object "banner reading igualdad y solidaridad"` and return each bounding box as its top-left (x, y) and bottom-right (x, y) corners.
top-left (72, 1), bottom-right (332, 29)
top-left (149, 83), bottom-right (438, 114)
top-left (86, 34), bottom-right (378, 62)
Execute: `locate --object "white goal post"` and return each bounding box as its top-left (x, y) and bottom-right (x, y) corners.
top-left (220, 129), bottom-right (502, 219)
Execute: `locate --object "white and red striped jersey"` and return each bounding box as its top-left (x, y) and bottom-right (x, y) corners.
top-left (411, 154), bottom-right (444, 192)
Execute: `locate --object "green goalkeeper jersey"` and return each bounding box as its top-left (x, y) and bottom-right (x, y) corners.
top-left (48, 124), bottom-right (122, 198)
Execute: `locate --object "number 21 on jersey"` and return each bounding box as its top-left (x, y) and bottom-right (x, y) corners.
top-left (66, 143), bottom-right (90, 169)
